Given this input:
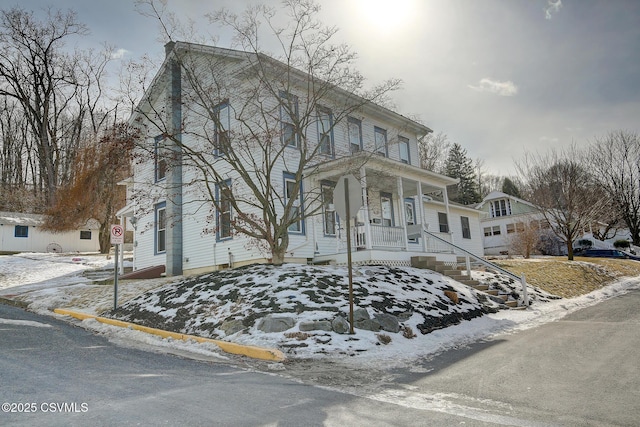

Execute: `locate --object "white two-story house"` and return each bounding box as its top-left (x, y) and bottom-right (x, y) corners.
top-left (121, 41), bottom-right (484, 276)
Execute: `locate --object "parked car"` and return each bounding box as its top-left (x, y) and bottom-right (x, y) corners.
top-left (579, 249), bottom-right (640, 261)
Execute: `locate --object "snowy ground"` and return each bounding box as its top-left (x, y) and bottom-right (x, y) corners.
top-left (2, 252), bottom-right (640, 372)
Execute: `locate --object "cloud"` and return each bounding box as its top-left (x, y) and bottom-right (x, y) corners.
top-left (544, 0), bottom-right (562, 20)
top-left (111, 48), bottom-right (130, 59)
top-left (468, 78), bottom-right (519, 96)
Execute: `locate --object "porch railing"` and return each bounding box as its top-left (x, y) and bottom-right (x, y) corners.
top-left (354, 224), bottom-right (406, 249)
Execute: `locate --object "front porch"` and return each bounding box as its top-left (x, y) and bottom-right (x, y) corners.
top-left (307, 153), bottom-right (461, 266)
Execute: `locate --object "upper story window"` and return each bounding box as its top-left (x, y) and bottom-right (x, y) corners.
top-left (491, 199), bottom-right (511, 217)
top-left (374, 127), bottom-right (387, 157)
top-left (154, 135), bottom-right (166, 182)
top-left (284, 172), bottom-right (304, 234)
top-left (279, 91), bottom-right (299, 148)
top-left (399, 136), bottom-right (410, 164)
top-left (317, 107), bottom-right (334, 156)
top-left (213, 101), bottom-right (230, 157)
top-left (348, 117), bottom-right (363, 154)
top-left (14, 225), bottom-right (28, 238)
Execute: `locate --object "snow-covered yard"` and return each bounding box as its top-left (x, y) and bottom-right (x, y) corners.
top-left (2, 252), bottom-right (640, 370)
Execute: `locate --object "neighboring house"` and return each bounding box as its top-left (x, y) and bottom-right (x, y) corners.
top-left (475, 191), bottom-right (551, 256)
top-left (122, 42), bottom-right (485, 276)
top-left (0, 212), bottom-right (100, 253)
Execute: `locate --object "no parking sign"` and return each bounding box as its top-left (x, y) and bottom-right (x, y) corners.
top-left (110, 224), bottom-right (124, 245)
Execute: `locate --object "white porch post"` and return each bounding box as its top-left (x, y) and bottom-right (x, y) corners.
top-left (417, 181), bottom-right (427, 253)
top-left (397, 176), bottom-right (409, 251)
top-left (442, 185), bottom-right (455, 245)
top-left (360, 167), bottom-right (372, 250)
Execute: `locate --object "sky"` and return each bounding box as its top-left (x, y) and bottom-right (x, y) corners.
top-left (12, 0), bottom-right (640, 176)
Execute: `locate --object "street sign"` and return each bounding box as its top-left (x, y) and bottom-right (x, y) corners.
top-left (333, 174), bottom-right (362, 220)
top-left (110, 224), bottom-right (124, 245)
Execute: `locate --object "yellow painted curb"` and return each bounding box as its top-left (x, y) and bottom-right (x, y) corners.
top-left (53, 308), bottom-right (285, 362)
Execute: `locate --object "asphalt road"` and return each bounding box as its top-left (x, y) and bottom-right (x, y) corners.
top-left (0, 304), bottom-right (485, 427)
top-left (381, 288), bottom-right (640, 426)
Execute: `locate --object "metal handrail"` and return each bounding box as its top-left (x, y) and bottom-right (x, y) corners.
top-left (424, 228), bottom-right (529, 306)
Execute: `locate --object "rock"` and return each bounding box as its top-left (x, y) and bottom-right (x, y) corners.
top-left (331, 316), bottom-right (350, 334)
top-left (444, 290), bottom-right (459, 304)
top-left (299, 320), bottom-right (332, 332)
top-left (396, 311), bottom-right (413, 321)
top-left (355, 318), bottom-right (381, 332)
top-left (374, 313), bottom-right (400, 333)
top-left (219, 319), bottom-right (245, 335)
top-left (257, 315), bottom-right (296, 333)
top-left (353, 308), bottom-right (370, 322)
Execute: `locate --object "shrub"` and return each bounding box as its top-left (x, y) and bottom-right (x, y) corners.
top-left (578, 239), bottom-right (593, 248)
top-left (614, 240), bottom-right (630, 249)
top-left (402, 325), bottom-right (416, 339)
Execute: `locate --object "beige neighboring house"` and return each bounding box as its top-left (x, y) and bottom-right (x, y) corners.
top-left (475, 191), bottom-right (548, 256)
top-left (0, 211), bottom-right (100, 253)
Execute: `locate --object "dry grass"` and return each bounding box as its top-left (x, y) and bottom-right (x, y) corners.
top-left (492, 257), bottom-right (640, 298)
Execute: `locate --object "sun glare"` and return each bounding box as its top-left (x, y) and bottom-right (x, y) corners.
top-left (354, 0), bottom-right (417, 35)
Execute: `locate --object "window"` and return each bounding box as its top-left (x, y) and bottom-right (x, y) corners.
top-left (80, 230), bottom-right (92, 240)
top-left (284, 172), bottom-right (303, 233)
top-left (374, 127), bottom-right (387, 157)
top-left (280, 91), bottom-right (299, 148)
top-left (405, 198), bottom-right (417, 242)
top-left (399, 136), bottom-right (410, 164)
top-left (155, 202), bottom-right (166, 254)
top-left (348, 117), bottom-right (362, 154)
top-left (216, 180), bottom-right (233, 240)
top-left (506, 223), bottom-right (515, 234)
top-left (438, 212), bottom-right (449, 233)
top-left (154, 135), bottom-right (166, 182)
top-left (14, 225), bottom-right (28, 238)
top-left (317, 107), bottom-right (333, 156)
top-left (491, 199), bottom-right (510, 217)
top-left (380, 192), bottom-right (394, 227)
top-left (321, 182), bottom-right (336, 235)
top-left (461, 216), bottom-right (471, 239)
top-left (213, 101), bottom-right (230, 157)
top-left (483, 225), bottom-right (501, 236)
top-left (516, 222), bottom-right (525, 232)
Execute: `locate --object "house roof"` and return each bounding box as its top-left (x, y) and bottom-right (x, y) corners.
top-left (475, 191), bottom-right (538, 210)
top-left (132, 41), bottom-right (431, 137)
top-left (0, 211), bottom-right (100, 229)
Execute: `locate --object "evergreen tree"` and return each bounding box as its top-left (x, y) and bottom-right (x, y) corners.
top-left (444, 143), bottom-right (481, 205)
top-left (502, 177), bottom-right (522, 198)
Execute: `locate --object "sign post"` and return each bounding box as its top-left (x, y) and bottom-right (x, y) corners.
top-left (110, 224), bottom-right (124, 311)
top-left (333, 175), bottom-right (363, 334)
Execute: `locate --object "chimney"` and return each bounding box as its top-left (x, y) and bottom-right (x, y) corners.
top-left (164, 41), bottom-right (175, 57)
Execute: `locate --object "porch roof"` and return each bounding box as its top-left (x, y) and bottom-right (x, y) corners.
top-left (305, 152), bottom-right (459, 189)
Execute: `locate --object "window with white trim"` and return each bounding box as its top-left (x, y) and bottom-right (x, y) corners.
top-left (317, 107), bottom-right (333, 156)
top-left (438, 212), bottom-right (449, 233)
top-left (348, 117), bottom-right (362, 154)
top-left (461, 216), bottom-right (471, 239)
top-left (154, 136), bottom-right (166, 182)
top-left (284, 173), bottom-right (303, 233)
top-left (399, 136), bottom-right (410, 164)
top-left (216, 180), bottom-right (232, 240)
top-left (14, 225), bottom-right (28, 238)
top-left (321, 182), bottom-right (336, 235)
top-left (213, 101), bottom-right (230, 157)
top-left (280, 92), bottom-right (299, 148)
top-left (155, 202), bottom-right (166, 253)
top-left (491, 199), bottom-right (510, 217)
top-left (380, 192), bottom-right (394, 227)
top-left (80, 230), bottom-right (92, 240)
top-left (374, 127), bottom-right (387, 157)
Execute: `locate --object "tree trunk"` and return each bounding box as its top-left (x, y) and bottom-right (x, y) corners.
top-left (566, 239), bottom-right (574, 261)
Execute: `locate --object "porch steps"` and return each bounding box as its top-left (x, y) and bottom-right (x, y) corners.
top-left (411, 256), bottom-right (519, 309)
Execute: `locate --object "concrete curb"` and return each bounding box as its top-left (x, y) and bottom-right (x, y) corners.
top-left (0, 296), bottom-right (29, 309)
top-left (53, 308), bottom-right (285, 362)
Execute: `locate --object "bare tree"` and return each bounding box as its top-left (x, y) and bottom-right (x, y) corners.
top-left (508, 220), bottom-right (541, 258)
top-left (418, 131), bottom-right (449, 173)
top-left (132, 0), bottom-right (403, 265)
top-left (517, 147), bottom-right (609, 260)
top-left (588, 130), bottom-right (640, 246)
